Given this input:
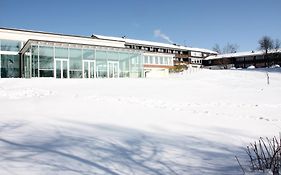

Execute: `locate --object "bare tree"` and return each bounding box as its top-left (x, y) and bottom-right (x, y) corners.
top-left (212, 43), bottom-right (239, 54)
top-left (212, 43), bottom-right (239, 69)
top-left (223, 43), bottom-right (239, 53)
top-left (212, 43), bottom-right (221, 54)
top-left (259, 36), bottom-right (274, 67)
top-left (274, 39), bottom-right (281, 51)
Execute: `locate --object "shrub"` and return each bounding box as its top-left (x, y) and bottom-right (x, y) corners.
top-left (238, 135), bottom-right (281, 175)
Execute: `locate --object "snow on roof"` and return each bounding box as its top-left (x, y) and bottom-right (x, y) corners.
top-left (205, 49), bottom-right (281, 60)
top-left (93, 34), bottom-right (217, 54)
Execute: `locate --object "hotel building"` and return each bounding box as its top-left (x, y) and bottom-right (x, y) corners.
top-left (0, 27), bottom-right (216, 78)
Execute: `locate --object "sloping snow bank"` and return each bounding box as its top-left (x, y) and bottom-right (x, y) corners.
top-left (0, 69), bottom-right (281, 174)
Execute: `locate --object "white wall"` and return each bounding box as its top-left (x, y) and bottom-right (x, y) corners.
top-left (0, 29), bottom-right (125, 48)
top-left (144, 68), bottom-right (169, 78)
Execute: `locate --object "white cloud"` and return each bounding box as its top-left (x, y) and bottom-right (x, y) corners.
top-left (153, 29), bottom-right (173, 44)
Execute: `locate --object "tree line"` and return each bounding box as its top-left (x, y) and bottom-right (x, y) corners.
top-left (212, 36), bottom-right (281, 68)
top-left (212, 36), bottom-right (280, 54)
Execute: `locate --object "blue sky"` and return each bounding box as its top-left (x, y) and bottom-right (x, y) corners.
top-left (1, 0), bottom-right (280, 51)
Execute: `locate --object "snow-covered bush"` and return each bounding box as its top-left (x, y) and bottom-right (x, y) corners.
top-left (270, 65), bottom-right (280, 68)
top-left (247, 65), bottom-right (256, 69)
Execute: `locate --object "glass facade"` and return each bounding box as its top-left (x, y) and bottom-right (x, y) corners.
top-left (21, 41), bottom-right (144, 78)
top-left (0, 39), bottom-right (174, 79)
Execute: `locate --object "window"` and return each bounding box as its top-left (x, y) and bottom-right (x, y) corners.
top-left (236, 57), bottom-right (244, 62)
top-left (55, 47), bottom-right (68, 59)
top-left (96, 50), bottom-right (107, 60)
top-left (39, 46), bottom-right (53, 69)
top-left (149, 56), bottom-right (153, 64)
top-left (245, 56), bottom-right (253, 61)
top-left (107, 51), bottom-right (119, 61)
top-left (155, 56), bottom-right (159, 64)
top-left (159, 57), bottom-right (164, 64)
top-left (96, 50), bottom-right (107, 78)
top-left (69, 48), bottom-right (82, 78)
top-left (168, 57), bottom-right (173, 65)
top-left (0, 55), bottom-right (20, 78)
top-left (0, 40), bottom-right (21, 51)
top-left (39, 46), bottom-right (54, 77)
top-left (163, 57), bottom-right (168, 65)
top-left (32, 46), bottom-right (39, 77)
top-left (144, 56), bottom-right (149, 64)
top-left (83, 49), bottom-right (95, 60)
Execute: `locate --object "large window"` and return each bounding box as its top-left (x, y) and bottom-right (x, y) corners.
top-left (31, 45), bottom-right (38, 77)
top-left (144, 56), bottom-right (149, 64)
top-left (245, 56), bottom-right (253, 61)
top-left (119, 52), bottom-right (130, 78)
top-left (0, 40), bottom-right (21, 51)
top-left (23, 49), bottom-right (31, 78)
top-left (163, 57), bottom-right (168, 65)
top-left (96, 50), bottom-right (107, 78)
top-left (256, 55), bottom-right (264, 60)
top-left (39, 46), bottom-right (53, 77)
top-left (159, 57), bottom-right (164, 64)
top-left (107, 51), bottom-right (119, 61)
top-left (83, 49), bottom-right (95, 60)
top-left (149, 56), bottom-right (154, 64)
top-left (0, 55), bottom-right (20, 78)
top-left (155, 56), bottom-right (159, 64)
top-left (69, 48), bottom-right (82, 78)
top-left (55, 47), bottom-right (68, 59)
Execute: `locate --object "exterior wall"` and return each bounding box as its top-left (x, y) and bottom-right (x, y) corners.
top-left (144, 67), bottom-right (169, 78)
top-left (190, 57), bottom-right (203, 65)
top-left (143, 52), bottom-right (174, 77)
top-left (203, 53), bottom-right (281, 69)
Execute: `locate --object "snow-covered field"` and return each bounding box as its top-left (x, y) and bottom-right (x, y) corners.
top-left (0, 69), bottom-right (281, 175)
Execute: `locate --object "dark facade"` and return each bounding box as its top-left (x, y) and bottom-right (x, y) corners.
top-left (203, 52), bottom-right (281, 69)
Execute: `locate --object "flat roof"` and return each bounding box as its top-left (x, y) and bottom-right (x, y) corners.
top-left (92, 34), bottom-right (218, 54)
top-left (0, 27), bottom-right (93, 40)
top-left (205, 49), bottom-right (281, 60)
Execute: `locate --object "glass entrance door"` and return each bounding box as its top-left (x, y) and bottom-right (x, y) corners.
top-left (107, 61), bottom-right (119, 78)
top-left (54, 59), bottom-right (69, 78)
top-left (83, 60), bottom-right (96, 78)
